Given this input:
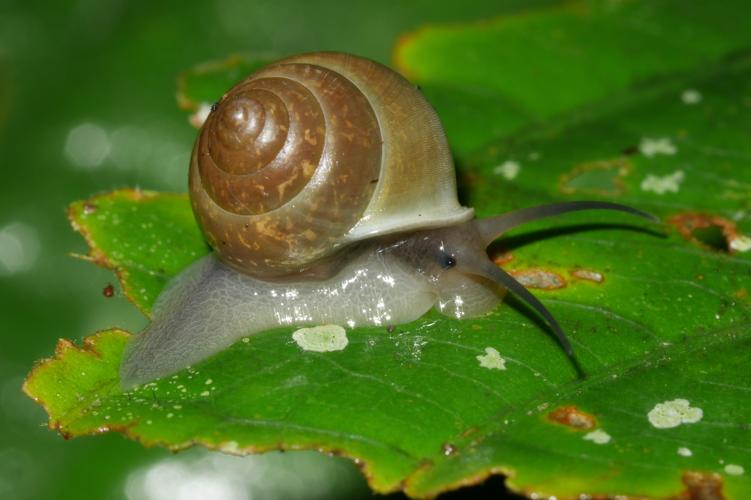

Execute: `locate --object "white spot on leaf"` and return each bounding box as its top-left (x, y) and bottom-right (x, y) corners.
top-left (647, 398), bottom-right (703, 429)
top-left (476, 347), bottom-right (506, 370)
top-left (292, 325), bottom-right (348, 352)
top-left (639, 137), bottom-right (677, 157)
top-left (730, 235), bottom-right (751, 252)
top-left (493, 160), bottom-right (520, 180)
top-left (677, 447), bottom-right (693, 457)
top-left (641, 170), bottom-right (685, 194)
top-left (583, 429), bottom-right (611, 445)
top-left (724, 464), bottom-right (744, 475)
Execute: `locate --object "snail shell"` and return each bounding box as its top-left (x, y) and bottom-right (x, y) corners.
top-left (190, 52), bottom-right (473, 278)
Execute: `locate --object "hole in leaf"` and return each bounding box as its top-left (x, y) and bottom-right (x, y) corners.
top-left (667, 212), bottom-right (742, 254)
top-left (692, 225), bottom-right (729, 252)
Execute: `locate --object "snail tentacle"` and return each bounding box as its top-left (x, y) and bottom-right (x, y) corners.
top-left (474, 200), bottom-right (659, 246)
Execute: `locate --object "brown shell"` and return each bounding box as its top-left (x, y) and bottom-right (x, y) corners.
top-left (190, 52), bottom-right (473, 278)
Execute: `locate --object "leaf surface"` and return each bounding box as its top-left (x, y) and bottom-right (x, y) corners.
top-left (25, 2), bottom-right (751, 498)
top-left (396, 0), bottom-right (751, 156)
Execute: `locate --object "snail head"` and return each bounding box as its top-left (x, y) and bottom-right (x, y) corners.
top-left (385, 201), bottom-right (658, 369)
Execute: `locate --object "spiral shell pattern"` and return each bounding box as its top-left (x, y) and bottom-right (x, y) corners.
top-left (190, 52), bottom-right (472, 278)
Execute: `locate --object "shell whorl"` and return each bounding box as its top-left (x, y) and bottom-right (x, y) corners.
top-left (190, 52), bottom-right (472, 278)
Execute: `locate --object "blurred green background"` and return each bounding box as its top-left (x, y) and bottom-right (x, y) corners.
top-left (0, 1), bottom-right (555, 498)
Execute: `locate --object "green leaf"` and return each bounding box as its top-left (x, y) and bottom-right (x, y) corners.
top-left (26, 7), bottom-right (751, 500)
top-left (396, 0), bottom-right (751, 157)
top-left (66, 190), bottom-right (207, 314)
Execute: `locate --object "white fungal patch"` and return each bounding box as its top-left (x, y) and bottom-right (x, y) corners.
top-left (639, 137), bottom-right (677, 157)
top-left (647, 399), bottom-right (703, 429)
top-left (729, 234), bottom-right (751, 252)
top-left (583, 429), bottom-right (611, 445)
top-left (640, 170), bottom-right (685, 194)
top-left (493, 160), bottom-right (520, 180)
top-left (292, 324), bottom-right (348, 352)
top-left (724, 464), bottom-right (745, 476)
top-left (476, 347), bottom-right (506, 370)
top-left (681, 89), bottom-right (702, 105)
top-left (677, 447), bottom-right (693, 457)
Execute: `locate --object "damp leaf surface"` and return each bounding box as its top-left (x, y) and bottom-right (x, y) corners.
top-left (66, 190), bottom-right (207, 314)
top-left (26, 2), bottom-right (751, 499)
top-left (396, 0), bottom-right (751, 156)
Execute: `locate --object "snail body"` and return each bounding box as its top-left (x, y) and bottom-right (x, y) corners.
top-left (120, 223), bottom-right (502, 386)
top-left (120, 52), bottom-right (654, 388)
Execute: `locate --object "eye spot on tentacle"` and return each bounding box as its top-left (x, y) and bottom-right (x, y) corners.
top-left (292, 324), bottom-right (349, 352)
top-left (440, 254), bottom-right (456, 269)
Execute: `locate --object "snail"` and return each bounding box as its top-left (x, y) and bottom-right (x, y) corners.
top-left (120, 52), bottom-right (654, 389)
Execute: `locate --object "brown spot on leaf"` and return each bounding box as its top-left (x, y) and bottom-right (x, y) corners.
top-left (622, 144), bottom-right (639, 156)
top-left (83, 202), bottom-right (97, 215)
top-left (571, 268), bottom-right (604, 283)
top-left (558, 157), bottom-right (632, 196)
top-left (547, 405), bottom-right (597, 430)
top-left (510, 268), bottom-right (566, 290)
top-left (677, 471), bottom-right (724, 500)
top-left (460, 426), bottom-right (478, 438)
top-left (667, 213), bottom-right (740, 253)
top-left (102, 283), bottom-right (114, 298)
top-left (492, 252), bottom-right (513, 266)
